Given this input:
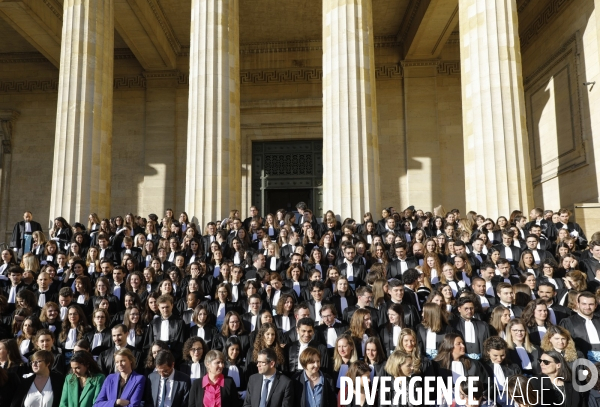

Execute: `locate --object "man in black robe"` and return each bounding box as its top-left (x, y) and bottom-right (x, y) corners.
top-left (10, 211), bottom-right (42, 261)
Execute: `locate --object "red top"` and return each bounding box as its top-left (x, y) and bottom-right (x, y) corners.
top-left (202, 374), bottom-right (224, 407)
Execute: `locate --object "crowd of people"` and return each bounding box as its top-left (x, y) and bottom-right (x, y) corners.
top-left (0, 203), bottom-right (599, 407)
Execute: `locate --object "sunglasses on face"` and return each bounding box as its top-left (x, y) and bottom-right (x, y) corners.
top-left (538, 358), bottom-right (554, 365)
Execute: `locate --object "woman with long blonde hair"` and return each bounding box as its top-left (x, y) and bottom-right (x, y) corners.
top-left (333, 333), bottom-right (358, 389)
top-left (415, 302), bottom-right (454, 359)
top-left (505, 318), bottom-right (541, 375)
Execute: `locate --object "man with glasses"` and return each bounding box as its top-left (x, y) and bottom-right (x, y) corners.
top-left (242, 294), bottom-right (263, 332)
top-left (341, 286), bottom-right (379, 327)
top-left (315, 304), bottom-right (347, 357)
top-left (524, 234), bottom-right (553, 266)
top-left (243, 348), bottom-right (294, 407)
top-left (144, 350), bottom-right (191, 407)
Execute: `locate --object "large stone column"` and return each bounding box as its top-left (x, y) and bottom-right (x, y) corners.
top-left (322, 0), bottom-right (381, 220)
top-left (459, 0), bottom-right (533, 217)
top-left (49, 0), bottom-right (114, 223)
top-left (0, 110), bottom-right (19, 243)
top-left (185, 0), bottom-right (241, 228)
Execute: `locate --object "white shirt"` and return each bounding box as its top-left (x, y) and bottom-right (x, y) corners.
top-left (345, 261), bottom-right (354, 282)
top-left (532, 250), bottom-right (541, 264)
top-left (250, 315), bottom-right (258, 332)
top-left (77, 295), bottom-right (86, 304)
top-left (485, 281), bottom-right (495, 296)
top-left (231, 285), bottom-right (239, 302)
top-left (339, 297), bottom-right (348, 313)
top-left (270, 257), bottom-right (277, 271)
top-left (216, 303), bottom-right (226, 325)
top-left (298, 342), bottom-right (310, 369)
top-left (478, 295), bottom-right (490, 308)
top-left (7, 286), bottom-right (16, 303)
top-left (91, 332), bottom-right (103, 349)
top-left (547, 307), bottom-right (557, 325)
top-left (272, 290), bottom-right (281, 307)
top-left (392, 325), bottom-right (402, 348)
top-left (157, 370), bottom-right (176, 407)
top-left (25, 222), bottom-right (31, 233)
top-left (314, 302), bottom-right (323, 322)
top-left (579, 313), bottom-right (600, 344)
top-left (160, 319), bottom-right (170, 341)
top-left (38, 291), bottom-right (47, 307)
top-left (399, 259), bottom-right (408, 274)
top-left (430, 269), bottom-right (439, 285)
top-left (227, 365), bottom-right (241, 387)
top-left (19, 338), bottom-right (30, 356)
top-left (24, 378), bottom-right (53, 407)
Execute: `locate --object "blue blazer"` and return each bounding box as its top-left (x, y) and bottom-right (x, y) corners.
top-left (93, 371), bottom-right (146, 407)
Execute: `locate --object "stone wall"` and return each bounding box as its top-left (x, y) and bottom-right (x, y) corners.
top-left (520, 0), bottom-right (600, 211)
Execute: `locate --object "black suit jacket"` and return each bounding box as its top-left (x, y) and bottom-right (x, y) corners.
top-left (582, 257), bottom-right (600, 281)
top-left (10, 220), bottom-right (43, 260)
top-left (452, 317), bottom-right (490, 355)
top-left (560, 313), bottom-right (600, 354)
top-left (243, 371), bottom-right (295, 407)
top-left (387, 258), bottom-right (419, 279)
top-left (144, 314), bottom-right (189, 361)
top-left (190, 375), bottom-right (239, 407)
top-left (10, 370), bottom-right (64, 407)
top-left (482, 361), bottom-right (522, 399)
top-left (285, 340), bottom-right (329, 376)
top-left (492, 244), bottom-right (522, 266)
top-left (506, 345), bottom-right (541, 375)
top-left (338, 262), bottom-right (366, 288)
top-left (144, 369), bottom-right (191, 407)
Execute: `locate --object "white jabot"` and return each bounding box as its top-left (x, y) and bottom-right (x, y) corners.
top-left (426, 329), bottom-right (437, 351)
top-left (251, 315), bottom-right (258, 332)
top-left (392, 325), bottom-right (402, 348)
top-left (196, 326), bottom-right (205, 340)
top-left (292, 282), bottom-right (301, 297)
top-left (65, 328), bottom-right (78, 349)
top-left (147, 283), bottom-right (152, 293)
top-left (268, 227), bottom-right (275, 237)
top-left (583, 316), bottom-right (600, 344)
top-left (430, 269), bottom-right (439, 284)
top-left (537, 326), bottom-right (547, 341)
top-left (127, 329), bottom-right (136, 347)
top-left (448, 281), bottom-right (459, 297)
top-left (367, 235), bottom-right (372, 244)
top-left (527, 269), bottom-right (535, 275)
top-left (400, 259), bottom-right (408, 274)
top-left (213, 265), bottom-right (220, 278)
top-left (8, 286), bottom-right (16, 303)
top-left (38, 292), bottom-right (46, 307)
top-left (487, 232), bottom-right (494, 242)
top-left (160, 319), bottom-right (170, 341)
top-left (231, 285), bottom-right (239, 302)
top-left (60, 307), bottom-right (68, 321)
top-left (464, 320), bottom-right (476, 343)
top-left (532, 250), bottom-right (541, 264)
top-left (547, 307), bottom-right (557, 325)
top-left (461, 272), bottom-right (471, 286)
top-left (339, 297), bottom-right (348, 313)
top-left (100, 249), bottom-right (106, 259)
top-left (504, 247), bottom-right (513, 261)
top-left (346, 262), bottom-right (354, 282)
top-left (272, 290), bottom-right (281, 307)
top-left (494, 364), bottom-right (506, 389)
top-left (516, 346), bottom-right (532, 369)
top-left (298, 342), bottom-right (310, 369)
top-left (25, 222), bottom-right (31, 232)
top-left (327, 327), bottom-right (337, 348)
top-left (146, 255), bottom-right (152, 267)
top-left (451, 361), bottom-right (465, 383)
top-left (227, 365), bottom-right (241, 387)
top-left (270, 257), bottom-right (277, 271)
top-left (217, 303), bottom-right (226, 325)
top-left (19, 339), bottom-right (30, 356)
top-left (168, 252), bottom-right (175, 262)
top-left (547, 278), bottom-right (558, 290)
top-left (485, 281), bottom-right (495, 296)
top-left (281, 316), bottom-right (291, 332)
top-left (479, 295), bottom-right (490, 308)
top-left (191, 362), bottom-right (202, 380)
top-left (234, 252), bottom-right (241, 265)
top-left (315, 302), bottom-right (322, 322)
top-left (91, 332), bottom-right (103, 349)
top-left (514, 241), bottom-right (521, 248)
top-left (336, 364), bottom-right (349, 388)
top-left (77, 295), bottom-right (86, 304)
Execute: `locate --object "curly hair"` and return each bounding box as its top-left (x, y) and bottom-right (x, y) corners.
top-left (59, 304), bottom-right (89, 343)
top-left (540, 325), bottom-right (578, 363)
top-left (182, 336), bottom-right (207, 362)
top-left (251, 323), bottom-right (285, 366)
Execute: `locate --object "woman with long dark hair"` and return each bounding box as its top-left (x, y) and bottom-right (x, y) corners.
top-left (59, 351), bottom-right (105, 407)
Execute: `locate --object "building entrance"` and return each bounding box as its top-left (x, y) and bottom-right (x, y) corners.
top-left (252, 140), bottom-right (323, 217)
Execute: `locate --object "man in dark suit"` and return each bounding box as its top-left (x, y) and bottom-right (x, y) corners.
top-left (342, 286), bottom-right (379, 326)
top-left (144, 294), bottom-right (189, 361)
top-left (10, 211), bottom-right (43, 261)
top-left (338, 245), bottom-right (366, 289)
top-left (493, 231), bottom-right (522, 267)
top-left (528, 224), bottom-right (553, 252)
top-left (243, 347), bottom-right (294, 407)
top-left (144, 350), bottom-right (191, 407)
top-left (554, 208), bottom-right (587, 247)
top-left (525, 207), bottom-right (556, 241)
top-left (119, 236), bottom-right (142, 264)
top-left (285, 318), bottom-right (329, 377)
top-left (243, 206), bottom-right (263, 231)
top-left (3, 266), bottom-right (26, 312)
top-left (560, 291), bottom-right (600, 358)
top-left (582, 241), bottom-right (600, 281)
top-left (470, 277), bottom-right (497, 314)
top-left (306, 281), bottom-right (332, 324)
top-left (99, 324), bottom-right (142, 375)
top-left (381, 279), bottom-right (420, 329)
top-left (97, 234), bottom-right (118, 265)
top-left (524, 234), bottom-right (555, 266)
top-left (34, 271), bottom-right (58, 308)
top-left (536, 282), bottom-right (572, 325)
top-left (315, 304), bottom-right (348, 356)
top-left (453, 297), bottom-right (490, 359)
top-left (202, 221), bottom-right (219, 252)
top-left (492, 259), bottom-right (520, 286)
top-left (387, 243), bottom-right (418, 279)
top-left (490, 283), bottom-right (523, 318)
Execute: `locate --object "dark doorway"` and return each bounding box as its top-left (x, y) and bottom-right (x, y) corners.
top-left (266, 189), bottom-right (312, 214)
top-left (252, 140), bottom-right (323, 216)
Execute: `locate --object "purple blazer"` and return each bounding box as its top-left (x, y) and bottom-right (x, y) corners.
top-left (93, 371), bottom-right (146, 407)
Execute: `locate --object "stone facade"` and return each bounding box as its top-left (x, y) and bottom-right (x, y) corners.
top-left (0, 0), bottom-right (598, 235)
